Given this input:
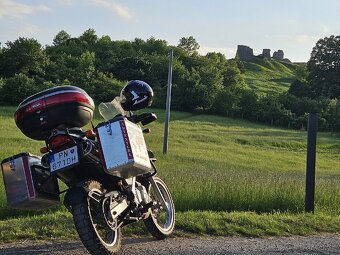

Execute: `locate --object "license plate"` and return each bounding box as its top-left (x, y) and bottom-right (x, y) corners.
top-left (49, 146), bottom-right (79, 172)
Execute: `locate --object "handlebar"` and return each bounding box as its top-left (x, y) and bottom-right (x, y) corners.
top-left (129, 113), bottom-right (157, 126)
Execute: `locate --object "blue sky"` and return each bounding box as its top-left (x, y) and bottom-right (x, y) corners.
top-left (1, 0), bottom-right (340, 62)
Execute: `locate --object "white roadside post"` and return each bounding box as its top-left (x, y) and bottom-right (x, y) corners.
top-left (163, 49), bottom-right (173, 154)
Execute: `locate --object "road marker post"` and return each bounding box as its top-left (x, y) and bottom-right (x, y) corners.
top-left (163, 49), bottom-right (173, 154)
top-left (305, 113), bottom-right (317, 213)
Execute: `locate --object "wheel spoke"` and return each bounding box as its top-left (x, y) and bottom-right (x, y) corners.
top-left (144, 177), bottom-right (175, 238)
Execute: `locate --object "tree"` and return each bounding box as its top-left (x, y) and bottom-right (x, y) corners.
top-left (294, 63), bottom-right (308, 80)
top-left (59, 51), bottom-right (98, 94)
top-left (132, 37), bottom-right (169, 55)
top-left (79, 28), bottom-right (98, 45)
top-left (258, 95), bottom-right (286, 126)
top-left (53, 30), bottom-right (71, 46)
top-left (178, 36), bottom-right (200, 55)
top-left (212, 88), bottom-right (239, 116)
top-left (222, 65), bottom-right (247, 90)
top-left (307, 35), bottom-right (340, 98)
top-left (0, 37), bottom-right (49, 77)
top-left (171, 68), bottom-right (202, 111)
top-left (320, 99), bottom-right (340, 131)
top-left (238, 89), bottom-right (259, 119)
top-left (91, 73), bottom-right (125, 102)
top-left (110, 56), bottom-right (151, 81)
top-left (197, 64), bottom-right (224, 109)
top-left (94, 35), bottom-right (116, 73)
top-left (0, 73), bottom-right (52, 105)
top-left (288, 79), bottom-right (311, 98)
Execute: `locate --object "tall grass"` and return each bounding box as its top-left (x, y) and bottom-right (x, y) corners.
top-left (0, 106), bottom-right (339, 220)
top-left (144, 109), bottom-right (340, 214)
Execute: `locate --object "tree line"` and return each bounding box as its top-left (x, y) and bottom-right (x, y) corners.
top-left (0, 29), bottom-right (340, 131)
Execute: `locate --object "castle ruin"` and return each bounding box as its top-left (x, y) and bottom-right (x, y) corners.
top-left (236, 45), bottom-right (290, 63)
top-left (236, 45), bottom-right (254, 61)
top-left (261, 49), bottom-right (271, 58)
top-left (273, 50), bottom-right (284, 60)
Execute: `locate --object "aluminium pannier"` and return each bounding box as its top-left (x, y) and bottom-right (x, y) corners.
top-left (96, 117), bottom-right (152, 179)
top-left (1, 153), bottom-right (60, 210)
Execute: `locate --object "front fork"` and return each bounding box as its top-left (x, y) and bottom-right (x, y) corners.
top-left (148, 176), bottom-right (168, 211)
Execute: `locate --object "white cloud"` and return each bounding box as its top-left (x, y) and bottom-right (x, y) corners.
top-left (17, 23), bottom-right (43, 37)
top-left (265, 34), bottom-right (318, 45)
top-left (294, 35), bottom-right (318, 44)
top-left (199, 46), bottom-right (236, 58)
top-left (0, 0), bottom-right (50, 19)
top-left (90, 0), bottom-right (132, 20)
top-left (1, 23), bottom-right (43, 42)
top-left (56, 0), bottom-right (78, 5)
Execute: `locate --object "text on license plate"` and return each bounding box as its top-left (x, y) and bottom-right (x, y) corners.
top-left (49, 146), bottom-right (79, 172)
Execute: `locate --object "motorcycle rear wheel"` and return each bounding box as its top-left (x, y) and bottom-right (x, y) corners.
top-left (144, 176), bottom-right (176, 239)
top-left (72, 181), bottom-right (121, 255)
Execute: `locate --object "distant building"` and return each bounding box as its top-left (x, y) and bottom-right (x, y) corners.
top-left (236, 45), bottom-right (254, 61)
top-left (235, 45), bottom-right (290, 62)
top-left (273, 50), bottom-right (284, 60)
top-left (261, 49), bottom-right (271, 58)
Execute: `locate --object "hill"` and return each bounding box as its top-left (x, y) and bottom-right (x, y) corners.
top-left (242, 58), bottom-right (300, 95)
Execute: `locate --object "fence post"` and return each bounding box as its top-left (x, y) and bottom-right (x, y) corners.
top-left (305, 113), bottom-right (317, 213)
top-left (163, 49), bottom-right (173, 154)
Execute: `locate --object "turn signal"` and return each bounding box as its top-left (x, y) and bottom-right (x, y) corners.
top-left (40, 147), bottom-right (49, 154)
top-left (85, 130), bottom-right (96, 138)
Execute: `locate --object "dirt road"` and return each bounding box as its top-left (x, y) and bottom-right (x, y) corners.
top-left (0, 235), bottom-right (339, 255)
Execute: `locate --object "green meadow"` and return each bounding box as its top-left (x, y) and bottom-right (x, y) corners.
top-left (242, 58), bottom-right (297, 95)
top-left (148, 109), bottom-right (340, 214)
top-left (0, 106), bottom-right (339, 241)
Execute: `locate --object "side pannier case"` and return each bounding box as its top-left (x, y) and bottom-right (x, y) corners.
top-left (14, 86), bottom-right (95, 140)
top-left (1, 153), bottom-right (60, 210)
top-left (96, 117), bottom-right (152, 179)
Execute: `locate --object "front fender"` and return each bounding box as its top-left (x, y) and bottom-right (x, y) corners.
top-left (63, 186), bottom-right (87, 211)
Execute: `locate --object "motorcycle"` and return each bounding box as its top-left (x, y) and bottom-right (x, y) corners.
top-left (1, 82), bottom-right (175, 255)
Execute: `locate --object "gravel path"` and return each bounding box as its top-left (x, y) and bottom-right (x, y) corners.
top-left (0, 235), bottom-right (339, 255)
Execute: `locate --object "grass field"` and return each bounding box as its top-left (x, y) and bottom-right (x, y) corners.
top-left (242, 58), bottom-right (297, 95)
top-left (1, 106), bottom-right (339, 215)
top-left (0, 106), bottom-right (339, 240)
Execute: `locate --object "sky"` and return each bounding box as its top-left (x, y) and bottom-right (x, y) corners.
top-left (1, 0), bottom-right (340, 62)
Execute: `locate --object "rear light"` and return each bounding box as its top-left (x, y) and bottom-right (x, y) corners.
top-left (48, 135), bottom-right (75, 151)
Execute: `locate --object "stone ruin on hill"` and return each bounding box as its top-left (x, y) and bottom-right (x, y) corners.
top-left (262, 49), bottom-right (271, 58)
top-left (273, 50), bottom-right (284, 60)
top-left (236, 45), bottom-right (254, 61)
top-left (236, 45), bottom-right (291, 63)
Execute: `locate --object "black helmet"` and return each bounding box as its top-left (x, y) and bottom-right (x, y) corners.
top-left (120, 80), bottom-right (154, 111)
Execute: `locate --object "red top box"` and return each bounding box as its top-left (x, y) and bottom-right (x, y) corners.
top-left (15, 86), bottom-right (95, 140)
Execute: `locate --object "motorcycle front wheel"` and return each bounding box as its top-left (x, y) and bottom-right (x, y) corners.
top-left (144, 176), bottom-right (176, 239)
top-left (72, 181), bottom-right (121, 255)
